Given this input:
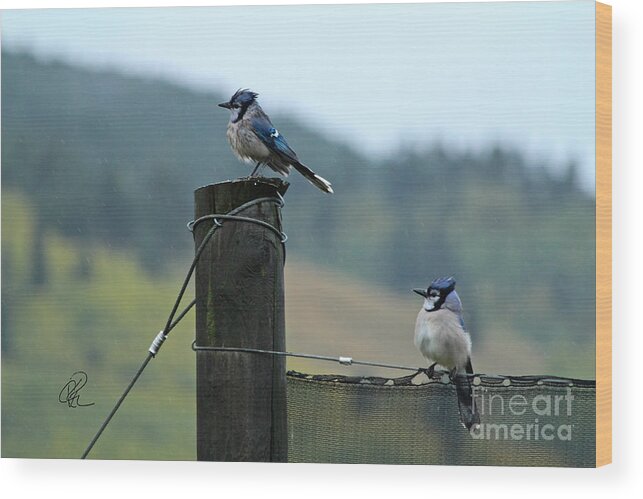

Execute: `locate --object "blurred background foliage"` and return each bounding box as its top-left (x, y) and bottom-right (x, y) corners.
top-left (1, 50), bottom-right (594, 459)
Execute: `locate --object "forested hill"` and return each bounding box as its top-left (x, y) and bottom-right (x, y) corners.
top-left (2, 50), bottom-right (595, 351)
top-left (1, 51), bottom-right (368, 269)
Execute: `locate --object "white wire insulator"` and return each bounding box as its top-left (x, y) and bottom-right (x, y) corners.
top-left (148, 331), bottom-right (167, 356)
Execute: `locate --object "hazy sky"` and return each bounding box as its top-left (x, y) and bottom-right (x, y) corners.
top-left (1, 1), bottom-right (596, 189)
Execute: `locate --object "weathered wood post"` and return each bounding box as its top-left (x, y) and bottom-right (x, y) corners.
top-left (194, 178), bottom-right (289, 462)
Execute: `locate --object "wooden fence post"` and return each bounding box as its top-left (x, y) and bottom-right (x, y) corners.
top-left (194, 178), bottom-right (289, 462)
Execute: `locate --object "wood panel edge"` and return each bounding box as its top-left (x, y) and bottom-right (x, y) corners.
top-left (595, 0), bottom-right (612, 468)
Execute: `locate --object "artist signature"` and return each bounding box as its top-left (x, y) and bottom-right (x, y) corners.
top-left (59, 371), bottom-right (95, 408)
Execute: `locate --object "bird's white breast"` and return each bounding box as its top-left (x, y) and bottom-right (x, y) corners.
top-left (226, 120), bottom-right (271, 163)
top-left (414, 308), bottom-right (471, 371)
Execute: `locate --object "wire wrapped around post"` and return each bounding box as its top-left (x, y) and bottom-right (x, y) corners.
top-left (193, 178), bottom-right (289, 462)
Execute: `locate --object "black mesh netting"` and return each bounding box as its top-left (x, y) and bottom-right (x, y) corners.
top-left (286, 371), bottom-right (596, 467)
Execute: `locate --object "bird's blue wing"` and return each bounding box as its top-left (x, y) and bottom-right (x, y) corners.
top-left (444, 291), bottom-right (466, 330)
top-left (250, 116), bottom-right (299, 163)
top-left (258, 125), bottom-right (298, 161)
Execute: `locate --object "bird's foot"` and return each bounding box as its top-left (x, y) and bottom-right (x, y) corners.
top-left (418, 362), bottom-right (437, 379)
top-left (449, 367), bottom-right (458, 382)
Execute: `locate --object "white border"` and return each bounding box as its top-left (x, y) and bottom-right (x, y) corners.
top-left (1, 0), bottom-right (640, 497)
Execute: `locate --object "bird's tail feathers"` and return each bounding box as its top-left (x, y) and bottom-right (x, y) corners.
top-left (292, 162), bottom-right (334, 194)
top-left (455, 359), bottom-right (480, 431)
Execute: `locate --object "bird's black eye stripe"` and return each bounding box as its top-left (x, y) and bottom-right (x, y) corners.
top-left (232, 100), bottom-right (252, 122)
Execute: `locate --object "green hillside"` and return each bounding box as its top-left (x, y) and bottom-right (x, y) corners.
top-left (1, 190), bottom-right (594, 459)
top-left (2, 190), bottom-right (197, 459)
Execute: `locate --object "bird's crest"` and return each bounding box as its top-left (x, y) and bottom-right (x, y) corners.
top-left (429, 276), bottom-right (456, 294)
top-left (230, 88), bottom-right (259, 105)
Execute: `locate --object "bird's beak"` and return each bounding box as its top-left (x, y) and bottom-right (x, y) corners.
top-left (413, 288), bottom-right (427, 298)
top-left (218, 101), bottom-right (231, 109)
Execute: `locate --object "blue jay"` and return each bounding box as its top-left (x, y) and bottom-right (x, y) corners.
top-left (218, 89), bottom-right (333, 193)
top-left (413, 277), bottom-right (480, 430)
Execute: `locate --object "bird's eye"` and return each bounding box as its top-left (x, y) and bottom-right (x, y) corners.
top-left (429, 291), bottom-right (439, 298)
top-left (232, 104), bottom-right (240, 109)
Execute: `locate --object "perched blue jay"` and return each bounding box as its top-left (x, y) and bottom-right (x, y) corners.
top-left (413, 277), bottom-right (480, 430)
top-left (218, 89), bottom-right (333, 193)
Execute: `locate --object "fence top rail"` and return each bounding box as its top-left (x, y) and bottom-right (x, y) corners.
top-left (286, 370), bottom-right (596, 389)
